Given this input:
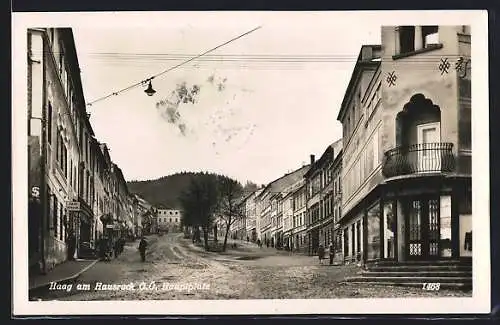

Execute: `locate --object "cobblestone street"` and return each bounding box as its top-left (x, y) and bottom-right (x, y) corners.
top-left (33, 233), bottom-right (472, 301)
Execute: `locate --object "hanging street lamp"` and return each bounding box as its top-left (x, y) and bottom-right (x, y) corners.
top-left (144, 80), bottom-right (156, 97)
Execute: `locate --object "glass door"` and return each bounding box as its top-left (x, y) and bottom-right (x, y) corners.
top-left (406, 197), bottom-right (441, 259)
top-left (417, 122), bottom-right (441, 172)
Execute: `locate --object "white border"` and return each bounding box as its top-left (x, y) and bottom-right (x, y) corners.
top-left (12, 11), bottom-right (490, 315)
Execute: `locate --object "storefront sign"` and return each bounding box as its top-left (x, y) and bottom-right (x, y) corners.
top-left (66, 201), bottom-right (81, 211)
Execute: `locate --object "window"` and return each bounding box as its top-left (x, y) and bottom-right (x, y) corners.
top-left (399, 26), bottom-right (415, 53)
top-left (59, 202), bottom-right (64, 241)
top-left (47, 102), bottom-right (52, 144)
top-left (422, 26), bottom-right (439, 47)
top-left (58, 42), bottom-right (64, 75)
top-left (351, 105), bottom-right (356, 130)
top-left (51, 194), bottom-right (57, 233)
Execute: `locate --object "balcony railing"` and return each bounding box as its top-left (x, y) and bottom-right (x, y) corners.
top-left (382, 142), bottom-right (455, 178)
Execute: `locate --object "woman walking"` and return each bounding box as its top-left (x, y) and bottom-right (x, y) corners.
top-left (318, 244), bottom-right (325, 265)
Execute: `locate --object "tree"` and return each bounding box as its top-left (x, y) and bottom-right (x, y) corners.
top-left (217, 176), bottom-right (245, 252)
top-left (179, 174), bottom-right (219, 250)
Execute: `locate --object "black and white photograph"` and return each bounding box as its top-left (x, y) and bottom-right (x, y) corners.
top-left (12, 11), bottom-right (490, 315)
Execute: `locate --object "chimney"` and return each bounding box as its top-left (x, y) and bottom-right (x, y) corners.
top-left (310, 154), bottom-right (315, 165)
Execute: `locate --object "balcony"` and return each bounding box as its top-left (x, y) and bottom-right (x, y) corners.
top-left (382, 142), bottom-right (455, 178)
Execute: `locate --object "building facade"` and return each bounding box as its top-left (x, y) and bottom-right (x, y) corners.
top-left (291, 181), bottom-right (307, 253)
top-left (157, 209), bottom-right (182, 232)
top-left (244, 191), bottom-right (258, 242)
top-left (305, 140), bottom-right (342, 256)
top-left (256, 165), bottom-right (310, 248)
top-left (331, 148), bottom-right (343, 262)
top-left (27, 28), bottom-right (139, 273)
top-left (28, 28), bottom-right (89, 271)
top-left (337, 25), bottom-right (472, 264)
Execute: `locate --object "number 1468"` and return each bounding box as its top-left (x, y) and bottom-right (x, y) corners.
top-left (422, 283), bottom-right (441, 290)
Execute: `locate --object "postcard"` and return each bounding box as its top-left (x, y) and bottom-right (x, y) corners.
top-left (12, 10), bottom-right (490, 315)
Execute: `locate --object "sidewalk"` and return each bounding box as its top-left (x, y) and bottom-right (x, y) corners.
top-left (29, 259), bottom-right (98, 291)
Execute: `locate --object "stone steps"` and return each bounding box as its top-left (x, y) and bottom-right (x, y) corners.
top-left (361, 270), bottom-right (472, 277)
top-left (345, 260), bottom-right (472, 290)
top-left (346, 276), bottom-right (472, 283)
top-left (366, 265), bottom-right (472, 272)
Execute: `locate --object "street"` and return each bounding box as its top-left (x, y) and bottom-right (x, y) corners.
top-left (34, 233), bottom-right (471, 301)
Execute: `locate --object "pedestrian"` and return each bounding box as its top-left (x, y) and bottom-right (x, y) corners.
top-left (114, 238), bottom-right (120, 258)
top-left (66, 229), bottom-right (76, 261)
top-left (120, 237), bottom-right (125, 254)
top-left (138, 236), bottom-right (148, 262)
top-left (318, 244), bottom-right (325, 265)
top-left (98, 236), bottom-right (106, 261)
top-left (329, 242), bottom-right (335, 265)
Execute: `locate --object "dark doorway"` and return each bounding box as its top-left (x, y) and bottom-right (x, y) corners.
top-left (406, 197), bottom-right (440, 259)
top-left (343, 228), bottom-right (349, 258)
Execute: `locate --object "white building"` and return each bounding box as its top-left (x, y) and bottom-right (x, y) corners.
top-left (157, 208), bottom-right (181, 232)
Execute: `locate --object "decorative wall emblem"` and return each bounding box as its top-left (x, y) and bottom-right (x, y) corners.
top-left (455, 57), bottom-right (471, 79)
top-left (386, 71), bottom-right (397, 87)
top-left (438, 58), bottom-right (450, 75)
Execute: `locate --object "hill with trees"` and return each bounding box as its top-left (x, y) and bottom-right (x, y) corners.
top-left (127, 172), bottom-right (259, 209)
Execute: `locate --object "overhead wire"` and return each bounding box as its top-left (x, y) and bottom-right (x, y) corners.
top-left (86, 26), bottom-right (262, 107)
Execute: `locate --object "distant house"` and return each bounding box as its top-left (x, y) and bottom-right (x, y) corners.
top-left (157, 208), bottom-right (182, 232)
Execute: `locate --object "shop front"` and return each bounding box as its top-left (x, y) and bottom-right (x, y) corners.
top-left (360, 176), bottom-right (472, 263)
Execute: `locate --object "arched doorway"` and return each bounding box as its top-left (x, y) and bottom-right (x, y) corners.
top-left (394, 94), bottom-right (447, 174)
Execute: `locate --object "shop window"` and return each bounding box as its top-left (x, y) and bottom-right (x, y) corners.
top-left (59, 202), bottom-right (64, 241)
top-left (367, 203), bottom-right (381, 260)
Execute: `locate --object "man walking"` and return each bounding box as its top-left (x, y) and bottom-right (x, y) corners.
top-left (138, 236), bottom-right (148, 262)
top-left (329, 242), bottom-right (335, 265)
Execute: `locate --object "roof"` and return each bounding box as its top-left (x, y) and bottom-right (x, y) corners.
top-left (257, 164), bottom-right (310, 199)
top-left (336, 45), bottom-right (382, 122)
top-left (304, 139), bottom-right (343, 178)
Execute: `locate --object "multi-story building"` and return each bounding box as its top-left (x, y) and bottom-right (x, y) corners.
top-left (98, 143), bottom-right (116, 236)
top-left (92, 139), bottom-right (108, 242)
top-left (28, 28), bottom-right (89, 271)
top-left (157, 208), bottom-right (182, 232)
top-left (133, 194), bottom-right (156, 235)
top-left (258, 191), bottom-right (273, 246)
top-left (305, 140), bottom-right (342, 255)
top-left (256, 165), bottom-right (310, 248)
top-left (291, 181), bottom-right (307, 253)
top-left (244, 191), bottom-right (259, 242)
top-left (282, 190), bottom-right (294, 250)
top-left (269, 192), bottom-right (280, 248)
top-left (331, 148), bottom-right (343, 262)
top-left (337, 25), bottom-right (471, 264)
top-left (282, 178), bottom-right (304, 251)
top-left (229, 197), bottom-right (247, 240)
top-left (304, 154), bottom-right (321, 255)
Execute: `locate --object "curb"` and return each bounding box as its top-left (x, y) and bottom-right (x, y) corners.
top-left (29, 259), bottom-right (99, 293)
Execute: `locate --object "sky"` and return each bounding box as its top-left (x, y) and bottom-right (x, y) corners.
top-left (72, 13), bottom-right (381, 185)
